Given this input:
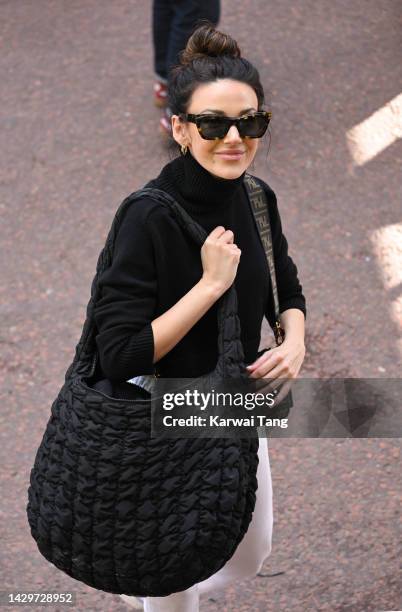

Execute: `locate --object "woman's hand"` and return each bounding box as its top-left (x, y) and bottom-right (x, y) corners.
top-left (246, 339), bottom-right (305, 380)
top-left (246, 339), bottom-right (305, 403)
top-left (200, 226), bottom-right (241, 295)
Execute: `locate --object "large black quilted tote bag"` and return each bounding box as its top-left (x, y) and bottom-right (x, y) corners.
top-left (26, 186), bottom-right (259, 597)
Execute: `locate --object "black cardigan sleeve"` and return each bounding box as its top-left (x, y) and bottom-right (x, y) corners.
top-left (260, 181), bottom-right (307, 329)
top-left (93, 203), bottom-right (158, 382)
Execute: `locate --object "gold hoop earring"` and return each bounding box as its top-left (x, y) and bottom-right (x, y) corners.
top-left (181, 144), bottom-right (188, 156)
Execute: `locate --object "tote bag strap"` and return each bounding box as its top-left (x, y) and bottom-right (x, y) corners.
top-left (243, 174), bottom-right (285, 346)
top-left (67, 190), bottom-right (144, 380)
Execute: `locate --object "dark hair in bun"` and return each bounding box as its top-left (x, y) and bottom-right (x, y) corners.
top-left (179, 23), bottom-right (241, 65)
top-left (168, 22), bottom-right (265, 116)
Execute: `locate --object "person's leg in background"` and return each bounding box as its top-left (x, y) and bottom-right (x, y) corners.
top-left (152, 0), bottom-right (174, 107)
top-left (196, 436), bottom-right (273, 599)
top-left (165, 0), bottom-right (220, 72)
top-left (155, 0), bottom-right (220, 134)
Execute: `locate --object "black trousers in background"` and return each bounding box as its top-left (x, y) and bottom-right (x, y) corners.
top-left (152, 0), bottom-right (220, 82)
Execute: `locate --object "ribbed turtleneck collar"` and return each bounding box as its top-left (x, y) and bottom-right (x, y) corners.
top-left (154, 151), bottom-right (246, 217)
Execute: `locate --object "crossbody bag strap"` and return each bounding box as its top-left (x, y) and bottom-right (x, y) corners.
top-left (243, 174), bottom-right (285, 346)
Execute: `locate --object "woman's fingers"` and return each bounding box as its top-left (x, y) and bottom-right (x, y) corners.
top-left (245, 344), bottom-right (302, 408)
top-left (209, 226), bottom-right (234, 244)
top-left (201, 228), bottom-right (241, 292)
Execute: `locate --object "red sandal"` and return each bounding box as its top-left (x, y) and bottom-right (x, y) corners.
top-left (153, 81), bottom-right (168, 108)
top-left (159, 107), bottom-right (173, 138)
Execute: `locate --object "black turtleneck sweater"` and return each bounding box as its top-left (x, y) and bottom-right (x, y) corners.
top-left (93, 152), bottom-right (306, 381)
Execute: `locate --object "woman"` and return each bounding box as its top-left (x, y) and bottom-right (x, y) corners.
top-left (94, 23), bottom-right (306, 612)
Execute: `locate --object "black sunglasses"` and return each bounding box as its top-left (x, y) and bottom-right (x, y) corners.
top-left (180, 111), bottom-right (272, 140)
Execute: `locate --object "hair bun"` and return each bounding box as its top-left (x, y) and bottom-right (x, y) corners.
top-left (180, 23), bottom-right (241, 65)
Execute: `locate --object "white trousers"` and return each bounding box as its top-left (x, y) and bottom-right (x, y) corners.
top-left (128, 437), bottom-right (273, 612)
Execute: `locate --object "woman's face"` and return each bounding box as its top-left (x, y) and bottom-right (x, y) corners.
top-left (171, 79), bottom-right (260, 180)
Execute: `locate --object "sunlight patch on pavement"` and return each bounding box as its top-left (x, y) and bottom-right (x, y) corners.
top-left (346, 94), bottom-right (402, 166)
top-left (369, 224), bottom-right (402, 345)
